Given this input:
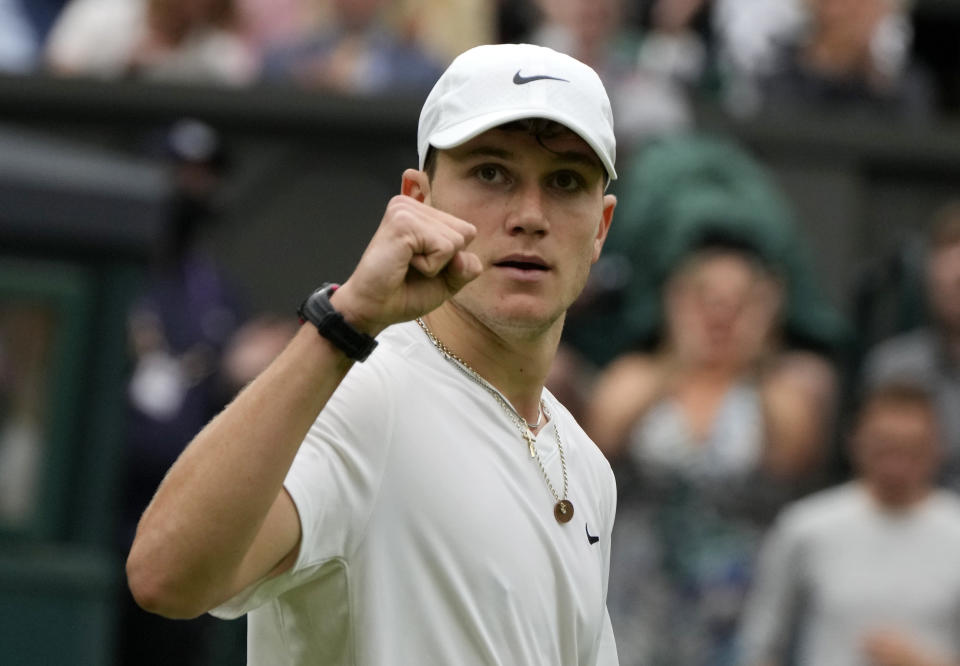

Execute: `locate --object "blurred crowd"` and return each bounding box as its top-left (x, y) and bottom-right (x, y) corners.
top-left (1, 1), bottom-right (960, 665)
top-left (555, 135), bottom-right (960, 665)
top-left (0, 0), bottom-right (957, 122)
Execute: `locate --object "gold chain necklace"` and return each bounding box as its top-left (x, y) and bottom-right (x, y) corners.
top-left (416, 318), bottom-right (574, 524)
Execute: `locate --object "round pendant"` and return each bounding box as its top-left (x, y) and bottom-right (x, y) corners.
top-left (554, 500), bottom-right (574, 524)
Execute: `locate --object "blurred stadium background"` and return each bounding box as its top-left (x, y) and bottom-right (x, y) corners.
top-left (2, 0), bottom-right (960, 664)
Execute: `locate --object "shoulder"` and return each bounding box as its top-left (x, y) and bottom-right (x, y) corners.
top-left (344, 321), bottom-right (430, 382)
top-left (764, 350), bottom-right (838, 393)
top-left (45, 0), bottom-right (143, 63)
top-left (335, 319), bottom-right (487, 415)
top-left (586, 352), bottom-right (665, 457)
top-left (597, 351), bottom-right (659, 381)
top-left (48, 0), bottom-right (143, 41)
top-left (925, 490), bottom-right (960, 530)
top-left (322, 321), bottom-right (434, 418)
top-left (774, 483), bottom-right (865, 539)
top-left (589, 352), bottom-right (662, 418)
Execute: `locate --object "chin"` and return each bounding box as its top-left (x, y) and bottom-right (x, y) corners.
top-left (491, 307), bottom-right (557, 332)
top-left (462, 298), bottom-right (561, 336)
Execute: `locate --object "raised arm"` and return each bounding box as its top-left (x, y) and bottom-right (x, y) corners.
top-left (126, 176), bottom-right (481, 618)
top-left (586, 353), bottom-right (666, 459)
top-left (759, 350), bottom-right (838, 479)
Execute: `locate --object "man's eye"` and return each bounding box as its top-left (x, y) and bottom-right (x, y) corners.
top-left (476, 165), bottom-right (503, 182)
top-left (551, 171), bottom-right (583, 191)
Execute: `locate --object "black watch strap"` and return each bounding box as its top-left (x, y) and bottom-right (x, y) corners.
top-left (298, 283), bottom-right (378, 361)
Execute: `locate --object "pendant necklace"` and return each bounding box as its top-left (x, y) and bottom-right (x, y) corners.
top-left (416, 318), bottom-right (574, 524)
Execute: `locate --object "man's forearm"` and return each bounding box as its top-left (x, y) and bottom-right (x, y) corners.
top-left (126, 185), bottom-right (482, 618)
top-left (126, 324), bottom-right (353, 618)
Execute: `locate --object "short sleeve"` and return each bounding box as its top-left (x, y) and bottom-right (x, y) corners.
top-left (210, 354), bottom-right (396, 617)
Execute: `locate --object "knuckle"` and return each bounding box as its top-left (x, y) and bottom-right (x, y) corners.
top-left (385, 196), bottom-right (415, 219)
top-left (437, 240), bottom-right (454, 258)
top-left (384, 208), bottom-right (416, 232)
top-left (387, 194), bottom-right (411, 208)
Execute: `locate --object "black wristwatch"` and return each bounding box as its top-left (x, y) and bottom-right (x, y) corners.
top-left (297, 283), bottom-right (378, 361)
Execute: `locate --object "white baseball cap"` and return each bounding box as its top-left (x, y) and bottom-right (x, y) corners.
top-left (418, 43), bottom-right (617, 181)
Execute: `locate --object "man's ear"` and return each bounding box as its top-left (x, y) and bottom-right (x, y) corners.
top-left (592, 194), bottom-right (617, 263)
top-left (402, 169), bottom-right (430, 202)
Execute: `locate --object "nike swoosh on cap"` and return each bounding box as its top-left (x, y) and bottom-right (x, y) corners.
top-left (513, 70), bottom-right (570, 85)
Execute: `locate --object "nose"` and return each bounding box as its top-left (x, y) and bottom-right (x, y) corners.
top-left (506, 183), bottom-right (549, 236)
top-left (702, 289), bottom-right (738, 315)
top-left (700, 289), bottom-right (747, 327)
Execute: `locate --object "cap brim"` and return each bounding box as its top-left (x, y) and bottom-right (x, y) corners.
top-left (428, 107), bottom-right (617, 181)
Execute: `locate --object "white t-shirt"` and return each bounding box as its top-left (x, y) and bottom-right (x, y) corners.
top-left (212, 321), bottom-right (619, 665)
top-left (738, 482), bottom-right (960, 666)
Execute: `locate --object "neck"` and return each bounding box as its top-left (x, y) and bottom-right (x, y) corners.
top-left (863, 480), bottom-right (931, 512)
top-left (421, 304), bottom-right (562, 424)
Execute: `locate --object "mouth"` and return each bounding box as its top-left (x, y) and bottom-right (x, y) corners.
top-left (493, 256), bottom-right (550, 272)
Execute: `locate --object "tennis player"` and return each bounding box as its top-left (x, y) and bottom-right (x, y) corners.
top-left (127, 42), bottom-right (619, 665)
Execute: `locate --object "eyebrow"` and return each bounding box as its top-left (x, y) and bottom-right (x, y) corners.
top-left (552, 149), bottom-right (604, 172)
top-left (451, 144), bottom-right (604, 174)
top-left (453, 145), bottom-right (513, 161)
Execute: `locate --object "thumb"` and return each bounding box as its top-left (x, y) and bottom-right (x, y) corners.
top-left (442, 251), bottom-right (483, 294)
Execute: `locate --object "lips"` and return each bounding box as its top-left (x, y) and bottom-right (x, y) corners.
top-left (493, 254), bottom-right (550, 271)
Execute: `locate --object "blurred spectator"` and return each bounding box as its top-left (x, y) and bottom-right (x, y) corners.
top-left (0, 307), bottom-right (53, 525)
top-left (565, 134), bottom-right (849, 368)
top-left (0, 0), bottom-right (69, 72)
top-left (741, 0), bottom-right (935, 119)
top-left (529, 0), bottom-right (644, 81)
top-left (117, 119), bottom-right (295, 666)
top-left (234, 0), bottom-right (317, 57)
top-left (636, 0), bottom-right (713, 89)
top-left (712, 0), bottom-right (806, 86)
top-left (738, 382), bottom-right (960, 666)
top-left (385, 0), bottom-right (495, 65)
top-left (22, 0), bottom-right (71, 39)
top-left (589, 233), bottom-right (839, 476)
top-left (527, 0), bottom-right (694, 149)
top-left (861, 201), bottom-right (960, 490)
top-left (45, 0), bottom-right (256, 85)
top-left (588, 237), bottom-right (838, 666)
top-left (710, 0), bottom-right (806, 115)
top-left (578, 135), bottom-right (844, 666)
top-left (258, 0), bottom-right (443, 95)
top-left (0, 0), bottom-right (40, 73)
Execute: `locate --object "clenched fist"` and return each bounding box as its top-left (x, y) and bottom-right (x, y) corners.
top-left (330, 186), bottom-right (483, 337)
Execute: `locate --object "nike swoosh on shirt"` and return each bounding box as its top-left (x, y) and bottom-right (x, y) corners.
top-left (586, 524), bottom-right (599, 545)
top-left (513, 70), bottom-right (570, 85)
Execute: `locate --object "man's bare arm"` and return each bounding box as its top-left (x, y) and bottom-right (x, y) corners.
top-left (126, 324), bottom-right (353, 618)
top-left (126, 186), bottom-right (481, 618)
